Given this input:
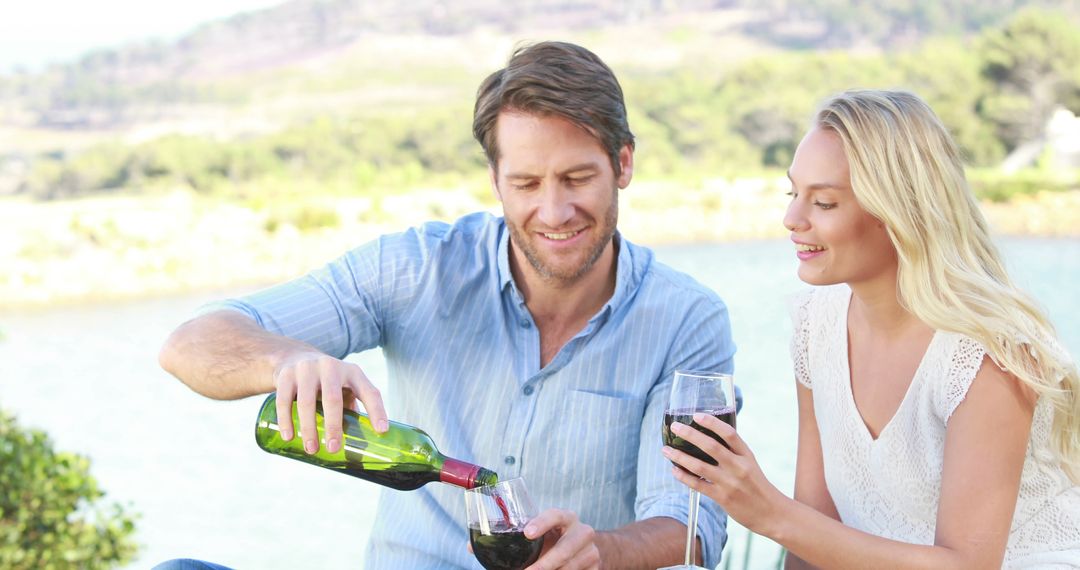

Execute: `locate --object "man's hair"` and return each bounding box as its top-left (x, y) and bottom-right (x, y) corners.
top-left (816, 89), bottom-right (1080, 481)
top-left (472, 41), bottom-right (635, 176)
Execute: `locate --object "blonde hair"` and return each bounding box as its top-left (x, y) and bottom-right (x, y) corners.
top-left (815, 89), bottom-right (1080, 481)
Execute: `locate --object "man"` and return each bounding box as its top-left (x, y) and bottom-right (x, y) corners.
top-left (159, 41), bottom-right (735, 569)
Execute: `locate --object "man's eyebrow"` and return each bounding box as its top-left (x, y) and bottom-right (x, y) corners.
top-left (559, 163), bottom-right (600, 176)
top-left (505, 163), bottom-right (601, 180)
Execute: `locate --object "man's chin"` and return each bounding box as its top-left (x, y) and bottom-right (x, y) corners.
top-left (533, 262), bottom-right (585, 284)
top-left (519, 231), bottom-right (614, 285)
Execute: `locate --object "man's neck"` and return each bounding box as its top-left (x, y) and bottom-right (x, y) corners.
top-left (516, 242), bottom-right (617, 324)
top-left (510, 239), bottom-right (618, 367)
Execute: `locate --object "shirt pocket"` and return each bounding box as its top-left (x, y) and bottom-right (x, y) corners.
top-left (543, 389), bottom-right (643, 486)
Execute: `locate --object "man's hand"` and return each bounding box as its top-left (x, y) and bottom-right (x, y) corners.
top-left (523, 509), bottom-right (600, 570)
top-left (272, 352), bottom-right (388, 454)
top-left (159, 310), bottom-right (390, 455)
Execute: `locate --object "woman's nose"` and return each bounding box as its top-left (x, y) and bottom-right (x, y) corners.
top-left (783, 202), bottom-right (808, 233)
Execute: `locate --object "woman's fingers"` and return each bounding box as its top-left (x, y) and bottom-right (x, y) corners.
top-left (664, 447), bottom-right (713, 489)
top-left (662, 443), bottom-right (718, 483)
top-left (691, 413), bottom-right (751, 455)
top-left (669, 420), bottom-right (733, 465)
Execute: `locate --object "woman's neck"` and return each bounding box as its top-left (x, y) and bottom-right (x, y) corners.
top-left (848, 272), bottom-right (925, 338)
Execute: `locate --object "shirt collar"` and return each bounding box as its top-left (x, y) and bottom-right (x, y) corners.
top-left (497, 220), bottom-right (515, 292)
top-left (598, 231), bottom-right (637, 322)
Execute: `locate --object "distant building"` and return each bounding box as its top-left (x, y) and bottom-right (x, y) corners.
top-left (1047, 107), bottom-right (1080, 170)
top-left (0, 155), bottom-right (28, 196)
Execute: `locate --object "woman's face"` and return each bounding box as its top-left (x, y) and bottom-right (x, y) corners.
top-left (783, 127), bottom-right (897, 289)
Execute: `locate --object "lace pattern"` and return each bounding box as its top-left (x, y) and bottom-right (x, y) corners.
top-left (789, 288), bottom-right (814, 389)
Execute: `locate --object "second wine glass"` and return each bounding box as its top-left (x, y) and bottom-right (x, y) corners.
top-left (660, 369), bottom-right (737, 570)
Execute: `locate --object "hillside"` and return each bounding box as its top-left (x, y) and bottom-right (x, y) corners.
top-left (0, 0), bottom-right (1078, 202)
top-left (1, 1), bottom-right (1079, 308)
top-left (2, 0), bottom-right (1076, 136)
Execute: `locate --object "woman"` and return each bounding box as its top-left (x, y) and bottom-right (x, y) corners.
top-left (663, 89), bottom-right (1080, 568)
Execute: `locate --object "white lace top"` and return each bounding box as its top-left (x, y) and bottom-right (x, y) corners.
top-left (791, 285), bottom-right (1080, 568)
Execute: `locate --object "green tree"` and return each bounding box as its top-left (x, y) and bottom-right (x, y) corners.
top-left (978, 8), bottom-right (1080, 150)
top-left (895, 38), bottom-right (1005, 165)
top-left (714, 51), bottom-right (900, 167)
top-left (0, 410), bottom-right (138, 569)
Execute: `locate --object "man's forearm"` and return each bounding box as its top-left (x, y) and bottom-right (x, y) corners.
top-left (596, 517), bottom-right (702, 569)
top-left (159, 309), bottom-right (316, 399)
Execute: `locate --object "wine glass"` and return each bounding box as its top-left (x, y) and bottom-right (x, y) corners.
top-left (465, 477), bottom-right (543, 570)
top-left (660, 370), bottom-right (737, 570)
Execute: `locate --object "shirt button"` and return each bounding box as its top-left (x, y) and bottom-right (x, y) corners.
top-left (504, 456), bottom-right (516, 465)
top-left (520, 319), bottom-right (531, 328)
top-left (522, 385), bottom-right (534, 396)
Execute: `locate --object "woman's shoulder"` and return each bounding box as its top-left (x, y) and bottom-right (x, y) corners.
top-left (788, 285), bottom-right (850, 390)
top-left (932, 330), bottom-right (992, 381)
top-left (926, 330), bottom-right (995, 422)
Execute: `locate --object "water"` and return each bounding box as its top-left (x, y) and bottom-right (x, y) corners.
top-left (1, 237), bottom-right (1077, 569)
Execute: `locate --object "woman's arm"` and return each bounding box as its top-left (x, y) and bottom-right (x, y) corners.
top-left (932, 355), bottom-right (1036, 563)
top-left (664, 355), bottom-right (1034, 569)
top-left (786, 383), bottom-right (839, 569)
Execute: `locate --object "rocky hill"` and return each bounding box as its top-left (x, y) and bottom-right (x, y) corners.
top-left (3, 0), bottom-right (1075, 132)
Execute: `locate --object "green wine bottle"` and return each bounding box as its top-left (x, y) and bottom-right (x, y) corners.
top-left (255, 394), bottom-right (498, 491)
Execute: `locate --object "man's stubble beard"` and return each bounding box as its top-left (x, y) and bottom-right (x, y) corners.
top-left (506, 189), bottom-right (619, 288)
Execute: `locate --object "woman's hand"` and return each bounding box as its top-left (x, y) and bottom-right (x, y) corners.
top-left (662, 413), bottom-right (787, 535)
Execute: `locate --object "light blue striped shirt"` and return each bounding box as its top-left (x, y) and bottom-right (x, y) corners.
top-left (219, 212), bottom-right (736, 568)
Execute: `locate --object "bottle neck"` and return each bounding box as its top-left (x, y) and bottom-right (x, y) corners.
top-left (439, 457), bottom-right (485, 489)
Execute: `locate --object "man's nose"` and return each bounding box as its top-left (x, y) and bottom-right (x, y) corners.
top-left (536, 185), bottom-right (575, 228)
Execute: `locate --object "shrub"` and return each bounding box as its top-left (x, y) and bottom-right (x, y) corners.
top-left (0, 410), bottom-right (138, 569)
top-left (968, 168), bottom-right (1078, 202)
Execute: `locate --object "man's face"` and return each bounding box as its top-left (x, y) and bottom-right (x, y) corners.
top-left (491, 111), bottom-right (632, 288)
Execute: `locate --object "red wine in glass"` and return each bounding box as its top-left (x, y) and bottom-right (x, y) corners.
top-left (494, 494), bottom-right (512, 524)
top-left (469, 522), bottom-right (543, 570)
top-left (465, 478), bottom-right (540, 570)
top-left (662, 406), bottom-right (737, 465)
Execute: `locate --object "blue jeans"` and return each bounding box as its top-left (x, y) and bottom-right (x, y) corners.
top-left (152, 560), bottom-right (234, 570)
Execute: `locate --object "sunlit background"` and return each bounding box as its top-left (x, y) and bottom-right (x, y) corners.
top-left (0, 1), bottom-right (285, 73)
top-left (1, 1), bottom-right (1079, 568)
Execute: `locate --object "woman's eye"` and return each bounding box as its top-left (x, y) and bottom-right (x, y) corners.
top-left (814, 201), bottom-right (837, 210)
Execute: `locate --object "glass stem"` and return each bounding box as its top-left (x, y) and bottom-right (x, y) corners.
top-left (685, 489), bottom-right (701, 565)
